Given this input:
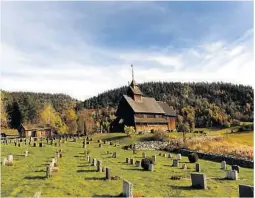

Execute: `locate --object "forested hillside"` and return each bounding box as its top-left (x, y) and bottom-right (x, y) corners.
top-left (1, 90), bottom-right (79, 132)
top-left (84, 82), bottom-right (254, 130)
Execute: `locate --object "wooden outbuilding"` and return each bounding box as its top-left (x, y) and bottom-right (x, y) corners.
top-left (18, 124), bottom-right (53, 138)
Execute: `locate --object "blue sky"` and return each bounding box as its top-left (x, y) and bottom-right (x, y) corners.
top-left (1, 1), bottom-right (254, 100)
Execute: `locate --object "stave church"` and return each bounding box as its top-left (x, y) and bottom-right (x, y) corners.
top-left (111, 66), bottom-right (176, 132)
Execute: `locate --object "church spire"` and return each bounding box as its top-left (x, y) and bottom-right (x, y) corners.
top-left (131, 64), bottom-right (134, 82)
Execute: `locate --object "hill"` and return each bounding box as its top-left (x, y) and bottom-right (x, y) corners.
top-left (83, 82), bottom-right (254, 129)
top-left (1, 90), bottom-right (80, 129)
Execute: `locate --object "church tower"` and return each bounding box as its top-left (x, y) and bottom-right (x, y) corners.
top-left (127, 65), bottom-right (143, 102)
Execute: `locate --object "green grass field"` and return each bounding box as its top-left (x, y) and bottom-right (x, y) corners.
top-left (1, 133), bottom-right (253, 197)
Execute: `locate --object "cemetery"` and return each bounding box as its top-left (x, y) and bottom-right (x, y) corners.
top-left (1, 133), bottom-right (254, 197)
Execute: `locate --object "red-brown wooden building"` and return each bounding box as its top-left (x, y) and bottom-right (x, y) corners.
top-left (18, 124), bottom-right (53, 138)
top-left (111, 79), bottom-right (176, 132)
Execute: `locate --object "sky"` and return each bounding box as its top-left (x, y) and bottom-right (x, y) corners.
top-left (1, 1), bottom-right (254, 100)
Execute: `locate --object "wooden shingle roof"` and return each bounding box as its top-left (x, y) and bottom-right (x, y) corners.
top-left (157, 101), bottom-right (176, 116)
top-left (123, 95), bottom-right (165, 114)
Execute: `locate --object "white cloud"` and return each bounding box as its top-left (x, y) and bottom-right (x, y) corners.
top-left (0, 2), bottom-right (254, 101)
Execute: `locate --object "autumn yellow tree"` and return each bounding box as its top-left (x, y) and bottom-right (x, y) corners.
top-left (39, 104), bottom-right (67, 134)
top-left (64, 109), bottom-right (78, 134)
top-left (1, 93), bottom-right (8, 128)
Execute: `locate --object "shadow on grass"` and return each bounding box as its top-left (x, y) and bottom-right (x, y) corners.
top-left (121, 168), bottom-right (144, 171)
top-left (170, 185), bottom-right (193, 190)
top-left (139, 136), bottom-right (154, 142)
top-left (85, 177), bottom-right (106, 181)
top-left (34, 170), bottom-right (45, 172)
top-left (41, 163), bottom-right (49, 166)
top-left (103, 135), bottom-right (126, 142)
top-left (15, 154), bottom-right (25, 157)
top-left (77, 170), bottom-right (87, 173)
top-left (24, 176), bottom-right (45, 180)
top-left (92, 193), bottom-right (122, 197)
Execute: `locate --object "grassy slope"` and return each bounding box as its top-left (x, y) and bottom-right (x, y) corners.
top-left (1, 133), bottom-right (253, 197)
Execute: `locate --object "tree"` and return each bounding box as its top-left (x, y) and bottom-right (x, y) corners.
top-left (124, 125), bottom-right (135, 137)
top-left (64, 109), bottom-right (78, 133)
top-left (39, 104), bottom-right (66, 133)
top-left (0, 95), bottom-right (8, 128)
top-left (7, 100), bottom-right (23, 129)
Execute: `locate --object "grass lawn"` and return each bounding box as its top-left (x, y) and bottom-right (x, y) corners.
top-left (1, 133), bottom-right (253, 197)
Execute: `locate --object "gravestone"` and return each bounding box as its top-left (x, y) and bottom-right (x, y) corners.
top-left (33, 142), bottom-right (37, 147)
top-left (122, 180), bottom-right (133, 197)
top-left (106, 167), bottom-right (111, 180)
top-left (2, 158), bottom-right (7, 166)
top-left (191, 173), bottom-right (207, 189)
top-left (33, 192), bottom-right (41, 198)
top-left (182, 164), bottom-right (187, 170)
top-left (46, 166), bottom-right (52, 178)
top-left (168, 153), bottom-right (172, 158)
top-left (18, 143), bottom-right (21, 147)
top-left (24, 150), bottom-right (28, 157)
top-left (7, 155), bottom-right (13, 164)
top-left (239, 184), bottom-right (254, 197)
top-left (232, 165), bottom-right (240, 173)
top-left (97, 160), bottom-right (102, 172)
top-left (159, 153), bottom-right (162, 156)
top-left (112, 152), bottom-right (117, 158)
top-left (149, 163), bottom-right (154, 171)
top-left (130, 158), bottom-right (134, 165)
top-left (39, 142), bottom-right (43, 147)
top-left (142, 152), bottom-right (146, 159)
top-left (172, 159), bottom-right (179, 167)
top-left (221, 161), bottom-right (226, 170)
top-left (99, 143), bottom-right (102, 148)
top-left (102, 167), bottom-right (105, 172)
top-left (226, 170), bottom-right (238, 180)
top-left (135, 161), bottom-right (140, 167)
top-left (97, 140), bottom-right (101, 143)
top-left (87, 156), bottom-right (90, 162)
top-left (152, 155), bottom-right (156, 162)
top-left (163, 154), bottom-right (167, 158)
top-left (177, 154), bottom-right (182, 160)
top-left (196, 163), bottom-right (201, 172)
top-left (126, 158), bottom-right (129, 164)
top-left (104, 140), bottom-right (107, 144)
top-left (60, 153), bottom-right (62, 158)
top-left (93, 158), bottom-right (97, 166)
top-left (14, 142), bottom-right (17, 146)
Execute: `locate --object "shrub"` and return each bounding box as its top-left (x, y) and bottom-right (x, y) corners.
top-left (153, 129), bottom-right (169, 141)
top-left (133, 192), bottom-right (146, 197)
top-left (188, 153), bottom-right (198, 163)
top-left (124, 126), bottom-right (135, 137)
top-left (141, 158), bottom-right (154, 170)
top-left (223, 121), bottom-right (231, 128)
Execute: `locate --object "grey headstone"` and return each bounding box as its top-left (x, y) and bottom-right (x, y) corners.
top-left (97, 160), bottom-right (102, 172)
top-left (135, 161), bottom-right (140, 167)
top-left (226, 170), bottom-right (238, 180)
top-left (191, 173), bottom-right (207, 189)
top-left (149, 163), bottom-right (154, 171)
top-left (122, 180), bottom-right (133, 197)
top-left (152, 155), bottom-right (156, 162)
top-left (221, 161), bottom-right (226, 170)
top-left (196, 163), bottom-right (201, 172)
top-left (130, 158), bottom-right (134, 165)
top-left (168, 153), bottom-right (172, 158)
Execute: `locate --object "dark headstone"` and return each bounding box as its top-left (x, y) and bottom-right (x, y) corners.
top-left (239, 184), bottom-right (254, 197)
top-left (33, 143), bottom-right (37, 147)
top-left (196, 163), bottom-right (201, 172)
top-left (39, 142), bottom-right (43, 147)
top-left (106, 167), bottom-right (111, 180)
top-left (191, 173), bottom-right (207, 189)
top-left (232, 165), bottom-right (240, 173)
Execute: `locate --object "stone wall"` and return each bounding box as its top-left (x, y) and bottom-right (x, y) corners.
top-left (132, 142), bottom-right (254, 168)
